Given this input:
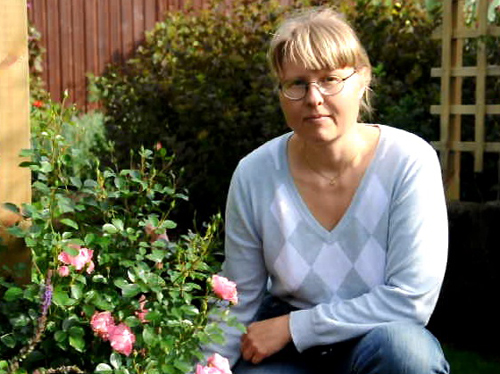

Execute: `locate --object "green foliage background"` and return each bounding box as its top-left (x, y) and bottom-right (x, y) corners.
top-left (91, 0), bottom-right (446, 227)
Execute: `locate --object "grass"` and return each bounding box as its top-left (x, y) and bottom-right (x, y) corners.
top-left (444, 345), bottom-right (500, 374)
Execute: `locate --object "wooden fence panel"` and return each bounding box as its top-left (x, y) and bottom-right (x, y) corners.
top-left (28, 0), bottom-right (294, 111)
top-left (0, 0), bottom-right (32, 284)
top-left (73, 0), bottom-right (86, 109)
top-left (85, 0), bottom-right (99, 106)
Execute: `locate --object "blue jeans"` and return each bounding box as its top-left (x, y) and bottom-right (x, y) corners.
top-left (233, 295), bottom-right (449, 374)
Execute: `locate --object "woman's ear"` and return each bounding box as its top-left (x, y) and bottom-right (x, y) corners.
top-left (356, 66), bottom-right (371, 99)
top-left (358, 86), bottom-right (366, 99)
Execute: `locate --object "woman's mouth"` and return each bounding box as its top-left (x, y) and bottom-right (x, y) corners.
top-left (304, 114), bottom-right (330, 121)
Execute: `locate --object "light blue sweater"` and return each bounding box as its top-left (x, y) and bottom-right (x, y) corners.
top-left (208, 125), bottom-right (448, 367)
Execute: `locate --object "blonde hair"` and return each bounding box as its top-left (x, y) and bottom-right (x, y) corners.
top-left (268, 7), bottom-right (372, 115)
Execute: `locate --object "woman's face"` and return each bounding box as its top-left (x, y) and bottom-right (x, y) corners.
top-left (278, 60), bottom-right (367, 145)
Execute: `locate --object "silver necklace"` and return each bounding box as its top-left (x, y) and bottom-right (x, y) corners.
top-left (302, 145), bottom-right (359, 186)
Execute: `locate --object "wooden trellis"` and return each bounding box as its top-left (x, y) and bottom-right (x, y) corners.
top-left (0, 0), bottom-right (32, 284)
top-left (431, 0), bottom-right (500, 200)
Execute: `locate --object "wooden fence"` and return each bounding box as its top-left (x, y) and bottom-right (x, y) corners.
top-left (28, 0), bottom-right (294, 111)
top-left (431, 0), bottom-right (500, 200)
top-left (0, 0), bottom-right (32, 284)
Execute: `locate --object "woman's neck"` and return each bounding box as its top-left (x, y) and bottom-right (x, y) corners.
top-left (293, 125), bottom-right (367, 173)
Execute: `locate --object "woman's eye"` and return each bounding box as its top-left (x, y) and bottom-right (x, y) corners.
top-left (324, 76), bottom-right (341, 84)
top-left (290, 80), bottom-right (306, 87)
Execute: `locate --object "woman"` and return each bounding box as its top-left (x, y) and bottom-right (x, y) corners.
top-left (205, 7), bottom-right (449, 374)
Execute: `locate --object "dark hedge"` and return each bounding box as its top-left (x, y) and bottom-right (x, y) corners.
top-left (91, 0), bottom-right (442, 226)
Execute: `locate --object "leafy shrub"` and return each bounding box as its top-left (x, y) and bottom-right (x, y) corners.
top-left (89, 0), bottom-right (290, 226)
top-left (1, 99), bottom-right (237, 374)
top-left (29, 95), bottom-right (111, 182)
top-left (91, 0), bottom-right (443, 225)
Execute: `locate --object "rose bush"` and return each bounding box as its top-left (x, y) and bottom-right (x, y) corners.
top-left (0, 99), bottom-right (242, 373)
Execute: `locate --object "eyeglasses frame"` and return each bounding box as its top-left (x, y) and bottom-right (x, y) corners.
top-left (278, 69), bottom-right (357, 101)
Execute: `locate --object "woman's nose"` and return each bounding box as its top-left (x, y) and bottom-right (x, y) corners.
top-left (304, 83), bottom-right (324, 106)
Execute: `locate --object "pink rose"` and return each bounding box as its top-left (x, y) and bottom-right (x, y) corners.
top-left (58, 245), bottom-right (94, 273)
top-left (109, 323), bottom-right (136, 356)
top-left (195, 365), bottom-right (223, 374)
top-left (211, 275), bottom-right (238, 305)
top-left (207, 353), bottom-right (231, 374)
top-left (90, 311), bottom-right (115, 341)
top-left (57, 266), bottom-right (70, 277)
top-left (72, 247), bottom-right (94, 270)
top-left (58, 251), bottom-right (72, 265)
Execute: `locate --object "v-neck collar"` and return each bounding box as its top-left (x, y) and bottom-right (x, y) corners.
top-left (280, 125), bottom-right (384, 242)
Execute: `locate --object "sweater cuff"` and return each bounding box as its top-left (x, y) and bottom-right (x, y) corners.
top-left (289, 309), bottom-right (314, 353)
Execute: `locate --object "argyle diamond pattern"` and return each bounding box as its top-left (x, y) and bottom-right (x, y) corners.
top-left (269, 173), bottom-right (389, 301)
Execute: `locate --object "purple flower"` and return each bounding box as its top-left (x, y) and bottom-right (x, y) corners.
top-left (41, 283), bottom-right (53, 315)
top-left (41, 272), bottom-right (53, 316)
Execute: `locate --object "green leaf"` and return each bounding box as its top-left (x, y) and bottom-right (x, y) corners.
top-left (0, 334), bottom-right (16, 348)
top-left (85, 233), bottom-right (97, 245)
top-left (173, 360), bottom-right (192, 373)
top-left (11, 314), bottom-right (30, 328)
top-left (62, 315), bottom-right (79, 331)
top-left (142, 326), bottom-right (156, 345)
top-left (124, 316), bottom-right (141, 327)
top-left (19, 148), bottom-right (34, 158)
top-left (6, 225), bottom-right (24, 238)
top-left (114, 176), bottom-right (125, 189)
top-left (70, 176), bottom-right (83, 189)
top-left (164, 220), bottom-right (177, 229)
top-left (95, 363), bottom-right (113, 374)
top-left (144, 310), bottom-right (161, 322)
top-left (82, 304), bottom-right (95, 317)
top-left (60, 218), bottom-right (79, 230)
top-left (71, 283), bottom-right (84, 300)
top-left (92, 294), bottom-right (114, 310)
top-left (92, 274), bottom-right (108, 283)
top-left (146, 249), bottom-right (165, 263)
top-left (122, 284), bottom-right (141, 298)
top-left (110, 352), bottom-right (122, 369)
top-left (32, 181), bottom-right (50, 194)
top-left (103, 170), bottom-right (116, 179)
top-left (57, 196), bottom-right (75, 214)
top-left (113, 278), bottom-right (128, 289)
top-left (84, 179), bottom-right (99, 189)
top-left (3, 287), bottom-right (24, 302)
top-left (145, 273), bottom-right (166, 290)
top-left (111, 218), bottom-right (124, 231)
top-left (2, 202), bottom-right (20, 214)
top-left (127, 269), bottom-right (137, 283)
top-left (40, 160), bottom-right (53, 173)
top-left (53, 287), bottom-right (73, 306)
top-left (69, 326), bottom-right (85, 352)
top-left (103, 223), bottom-right (118, 234)
top-left (54, 330), bottom-right (67, 343)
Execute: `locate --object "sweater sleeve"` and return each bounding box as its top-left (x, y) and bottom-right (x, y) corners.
top-left (289, 142), bottom-right (448, 352)
top-left (203, 165), bottom-right (268, 367)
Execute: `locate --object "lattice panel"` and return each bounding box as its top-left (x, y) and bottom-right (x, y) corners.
top-left (431, 0), bottom-right (500, 200)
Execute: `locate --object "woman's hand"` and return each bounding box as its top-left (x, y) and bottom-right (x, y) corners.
top-left (240, 314), bottom-right (292, 364)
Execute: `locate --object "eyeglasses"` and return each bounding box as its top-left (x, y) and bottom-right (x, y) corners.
top-left (279, 70), bottom-right (357, 101)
